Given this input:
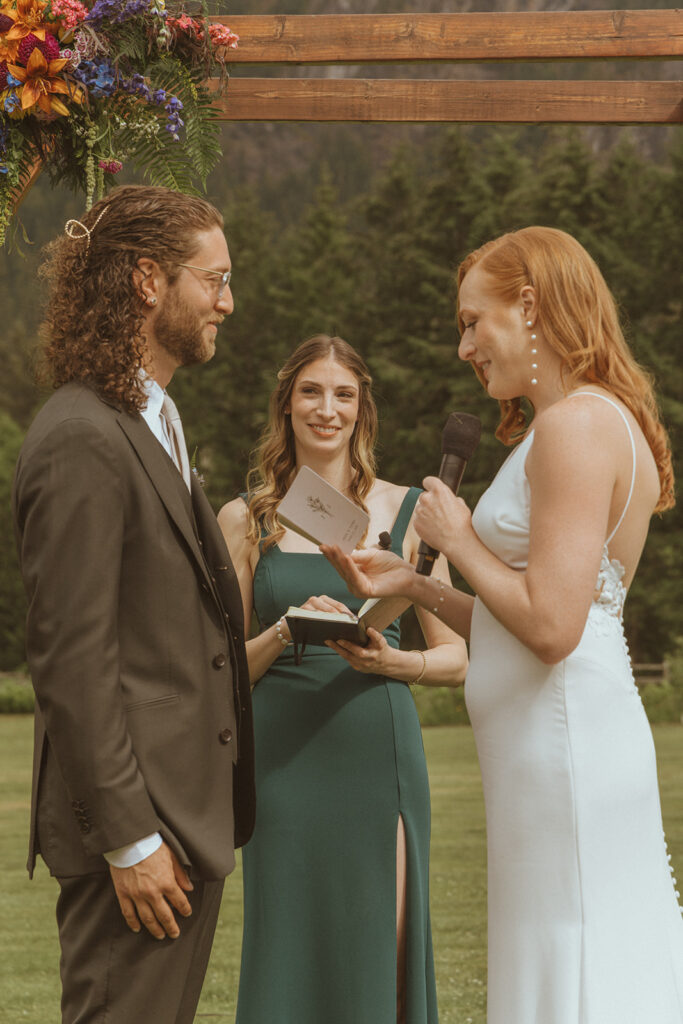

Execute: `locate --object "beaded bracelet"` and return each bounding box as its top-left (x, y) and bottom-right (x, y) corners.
top-left (275, 616), bottom-right (291, 647)
top-left (409, 649), bottom-right (427, 685)
top-left (431, 579), bottom-right (447, 614)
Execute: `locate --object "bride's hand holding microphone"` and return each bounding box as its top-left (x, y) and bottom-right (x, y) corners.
top-left (414, 477), bottom-right (474, 572)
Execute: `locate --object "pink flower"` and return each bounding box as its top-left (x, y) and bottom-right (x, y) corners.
top-left (168, 14), bottom-right (200, 34)
top-left (59, 46), bottom-right (81, 69)
top-left (50, 0), bottom-right (89, 32)
top-left (208, 24), bottom-right (239, 50)
top-left (98, 159), bottom-right (123, 173)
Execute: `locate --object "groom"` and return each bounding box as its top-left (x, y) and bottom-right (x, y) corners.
top-left (12, 185), bottom-right (254, 1023)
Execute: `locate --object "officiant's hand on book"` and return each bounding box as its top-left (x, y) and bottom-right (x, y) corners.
top-left (325, 626), bottom-right (397, 676)
top-left (321, 545), bottom-right (417, 603)
top-left (298, 594), bottom-right (356, 619)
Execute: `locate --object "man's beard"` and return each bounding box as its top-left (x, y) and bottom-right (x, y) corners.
top-left (154, 290), bottom-right (216, 367)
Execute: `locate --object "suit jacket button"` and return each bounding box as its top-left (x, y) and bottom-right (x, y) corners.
top-left (218, 728), bottom-right (233, 744)
top-left (212, 653), bottom-right (227, 669)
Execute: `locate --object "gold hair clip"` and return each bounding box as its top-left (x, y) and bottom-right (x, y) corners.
top-left (64, 205), bottom-right (109, 252)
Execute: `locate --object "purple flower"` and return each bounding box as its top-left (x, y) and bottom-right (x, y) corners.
top-left (3, 91), bottom-right (21, 114)
top-left (85, 0), bottom-right (153, 28)
top-left (163, 95), bottom-right (184, 140)
top-left (122, 72), bottom-right (151, 101)
top-left (72, 58), bottom-right (117, 97)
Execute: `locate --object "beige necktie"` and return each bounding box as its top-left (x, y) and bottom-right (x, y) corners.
top-left (161, 393), bottom-right (192, 491)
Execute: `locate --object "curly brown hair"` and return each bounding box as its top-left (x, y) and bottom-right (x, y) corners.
top-left (38, 185), bottom-right (224, 413)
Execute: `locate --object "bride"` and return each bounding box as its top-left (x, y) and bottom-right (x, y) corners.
top-left (324, 226), bottom-right (683, 1023)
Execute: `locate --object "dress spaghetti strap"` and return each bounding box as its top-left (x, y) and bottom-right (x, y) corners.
top-left (388, 486), bottom-right (422, 554)
top-left (568, 391), bottom-right (637, 545)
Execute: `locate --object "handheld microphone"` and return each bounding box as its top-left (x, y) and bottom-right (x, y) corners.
top-left (415, 412), bottom-right (482, 576)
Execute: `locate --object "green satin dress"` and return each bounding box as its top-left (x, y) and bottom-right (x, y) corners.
top-left (236, 487), bottom-right (438, 1024)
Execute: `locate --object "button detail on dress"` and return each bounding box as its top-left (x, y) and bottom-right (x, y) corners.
top-left (212, 653), bottom-right (227, 669)
top-left (218, 728), bottom-right (233, 744)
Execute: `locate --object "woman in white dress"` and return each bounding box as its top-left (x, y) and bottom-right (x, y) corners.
top-left (324, 226), bottom-right (683, 1023)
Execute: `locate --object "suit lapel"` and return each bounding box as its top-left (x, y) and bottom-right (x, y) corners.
top-left (191, 478), bottom-right (246, 636)
top-left (116, 412), bottom-right (214, 592)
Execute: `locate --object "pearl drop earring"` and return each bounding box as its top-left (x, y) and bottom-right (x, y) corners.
top-left (527, 320), bottom-right (538, 385)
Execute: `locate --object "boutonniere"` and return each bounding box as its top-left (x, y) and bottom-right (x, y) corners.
top-left (190, 446), bottom-right (205, 487)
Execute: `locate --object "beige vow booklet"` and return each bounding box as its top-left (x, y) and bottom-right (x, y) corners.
top-left (277, 465), bottom-right (370, 554)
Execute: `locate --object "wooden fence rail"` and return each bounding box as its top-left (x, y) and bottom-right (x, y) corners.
top-left (210, 10), bottom-right (683, 125)
top-left (633, 663), bottom-right (670, 687)
top-left (219, 11), bottom-right (683, 64)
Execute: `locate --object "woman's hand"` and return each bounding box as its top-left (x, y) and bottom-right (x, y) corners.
top-left (326, 628), bottom-right (396, 676)
top-left (321, 545), bottom-right (416, 600)
top-left (300, 594), bottom-right (355, 617)
top-left (413, 477), bottom-right (473, 562)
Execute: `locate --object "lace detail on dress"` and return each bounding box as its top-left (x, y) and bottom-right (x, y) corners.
top-left (586, 545), bottom-right (628, 638)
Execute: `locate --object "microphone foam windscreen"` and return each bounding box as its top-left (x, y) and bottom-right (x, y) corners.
top-left (441, 412), bottom-right (482, 460)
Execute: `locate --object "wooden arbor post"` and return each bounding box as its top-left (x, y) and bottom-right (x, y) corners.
top-left (210, 10), bottom-right (683, 125)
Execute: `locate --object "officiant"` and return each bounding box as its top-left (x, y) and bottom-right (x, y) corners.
top-left (217, 334), bottom-right (467, 1024)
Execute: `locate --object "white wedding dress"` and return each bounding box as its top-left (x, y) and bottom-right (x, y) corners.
top-left (466, 392), bottom-right (683, 1023)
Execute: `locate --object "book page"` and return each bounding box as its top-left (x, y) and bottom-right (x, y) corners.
top-left (359, 596), bottom-right (413, 633)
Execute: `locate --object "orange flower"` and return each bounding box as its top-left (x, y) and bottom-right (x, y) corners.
top-left (0, 38), bottom-right (20, 63)
top-left (8, 46), bottom-right (73, 115)
top-left (3, 0), bottom-right (49, 42)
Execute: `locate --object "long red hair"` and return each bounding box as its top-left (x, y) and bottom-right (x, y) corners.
top-left (457, 226), bottom-right (674, 513)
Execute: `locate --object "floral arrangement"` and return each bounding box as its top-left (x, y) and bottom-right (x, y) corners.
top-left (0, 0), bottom-right (238, 244)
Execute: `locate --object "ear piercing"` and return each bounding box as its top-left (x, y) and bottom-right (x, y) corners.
top-left (146, 296), bottom-right (157, 306)
top-left (527, 320), bottom-right (538, 385)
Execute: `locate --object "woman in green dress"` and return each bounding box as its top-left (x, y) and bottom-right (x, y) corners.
top-left (218, 335), bottom-right (467, 1024)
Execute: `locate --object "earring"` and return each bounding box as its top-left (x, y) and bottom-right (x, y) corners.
top-left (527, 320), bottom-right (538, 385)
top-left (146, 296), bottom-right (157, 306)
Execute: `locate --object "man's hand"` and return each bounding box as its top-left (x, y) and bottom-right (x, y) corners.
top-left (109, 841), bottom-right (194, 940)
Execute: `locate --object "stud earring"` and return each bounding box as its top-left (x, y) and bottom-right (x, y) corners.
top-left (146, 296), bottom-right (157, 306)
top-left (527, 319), bottom-right (538, 385)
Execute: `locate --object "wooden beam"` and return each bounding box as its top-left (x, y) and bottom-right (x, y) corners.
top-left (216, 11), bottom-right (683, 64)
top-left (213, 78), bottom-right (683, 125)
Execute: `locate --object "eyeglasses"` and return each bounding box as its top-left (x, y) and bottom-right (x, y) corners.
top-left (176, 262), bottom-right (232, 298)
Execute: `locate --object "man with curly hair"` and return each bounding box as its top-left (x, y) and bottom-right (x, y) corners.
top-left (12, 185), bottom-right (254, 1024)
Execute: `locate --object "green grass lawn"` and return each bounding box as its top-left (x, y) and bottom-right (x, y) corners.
top-left (1, 718), bottom-right (682, 1023)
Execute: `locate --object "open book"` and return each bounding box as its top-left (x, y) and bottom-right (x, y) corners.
top-left (285, 594), bottom-right (412, 662)
top-left (277, 465), bottom-right (413, 660)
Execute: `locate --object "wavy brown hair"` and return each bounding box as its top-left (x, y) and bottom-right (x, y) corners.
top-left (246, 335), bottom-right (378, 550)
top-left (38, 184), bottom-right (224, 413)
top-left (456, 226), bottom-right (674, 512)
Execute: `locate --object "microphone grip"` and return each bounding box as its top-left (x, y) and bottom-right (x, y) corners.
top-left (415, 453), bottom-right (467, 577)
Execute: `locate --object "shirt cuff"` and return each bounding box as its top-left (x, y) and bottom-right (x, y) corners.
top-left (103, 832), bottom-right (163, 868)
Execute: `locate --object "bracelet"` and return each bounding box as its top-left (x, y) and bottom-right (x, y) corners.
top-left (275, 616), bottom-right (291, 647)
top-left (431, 579), bottom-right (447, 615)
top-left (408, 649), bottom-right (427, 685)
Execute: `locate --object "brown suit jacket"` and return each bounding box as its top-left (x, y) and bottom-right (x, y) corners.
top-left (12, 382), bottom-right (254, 880)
